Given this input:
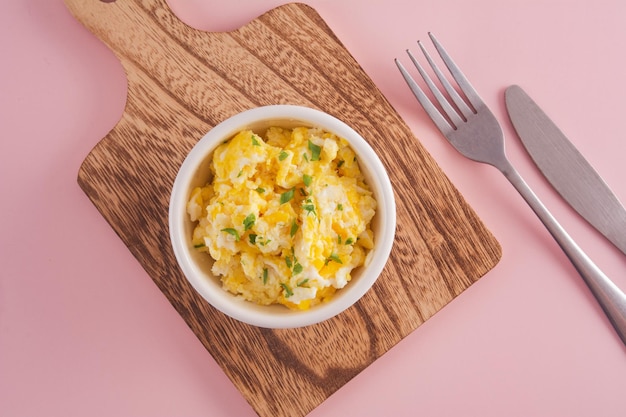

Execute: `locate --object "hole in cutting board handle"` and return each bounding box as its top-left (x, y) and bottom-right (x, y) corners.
top-left (100, 0), bottom-right (116, 3)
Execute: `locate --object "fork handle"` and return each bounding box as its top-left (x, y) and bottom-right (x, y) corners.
top-left (499, 158), bottom-right (626, 346)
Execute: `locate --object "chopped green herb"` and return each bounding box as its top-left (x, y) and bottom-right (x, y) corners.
top-left (337, 159), bottom-right (345, 168)
top-left (303, 153), bottom-right (309, 162)
top-left (253, 236), bottom-right (271, 247)
top-left (243, 213), bottom-right (255, 231)
top-left (280, 283), bottom-right (293, 298)
top-left (303, 203), bottom-right (316, 216)
top-left (325, 253), bottom-right (342, 265)
top-left (285, 248), bottom-right (303, 276)
top-left (345, 237), bottom-right (354, 245)
top-left (262, 268), bottom-right (268, 284)
top-left (251, 135), bottom-right (261, 146)
top-left (237, 170), bottom-right (243, 178)
top-left (337, 203), bottom-right (343, 211)
top-left (290, 220), bottom-right (299, 237)
top-left (303, 174), bottom-right (312, 187)
top-left (278, 151), bottom-right (289, 161)
top-left (280, 188), bottom-right (295, 204)
top-left (255, 187), bottom-right (265, 194)
top-left (193, 243), bottom-right (206, 249)
top-left (221, 228), bottom-right (240, 241)
top-left (308, 140), bottom-right (321, 161)
top-left (337, 235), bottom-right (342, 244)
top-left (297, 278), bottom-right (309, 287)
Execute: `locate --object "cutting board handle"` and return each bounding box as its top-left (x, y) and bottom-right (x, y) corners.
top-left (64, 0), bottom-right (188, 53)
top-left (64, 0), bottom-right (120, 35)
top-left (64, 0), bottom-right (240, 125)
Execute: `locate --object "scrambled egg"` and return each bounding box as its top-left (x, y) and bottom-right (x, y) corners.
top-left (186, 126), bottom-right (377, 310)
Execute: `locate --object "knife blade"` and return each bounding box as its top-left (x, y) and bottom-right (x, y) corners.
top-left (505, 85), bottom-right (626, 255)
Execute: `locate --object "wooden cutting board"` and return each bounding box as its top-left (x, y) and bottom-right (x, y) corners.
top-left (66, 0), bottom-right (502, 415)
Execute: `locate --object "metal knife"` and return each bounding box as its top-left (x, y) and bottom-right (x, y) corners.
top-left (505, 85), bottom-right (626, 255)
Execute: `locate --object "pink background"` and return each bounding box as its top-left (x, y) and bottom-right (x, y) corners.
top-left (2, 0), bottom-right (626, 416)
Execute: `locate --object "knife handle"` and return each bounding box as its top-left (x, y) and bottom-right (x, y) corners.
top-left (500, 159), bottom-right (626, 346)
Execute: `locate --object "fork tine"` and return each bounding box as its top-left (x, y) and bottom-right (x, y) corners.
top-left (394, 58), bottom-right (452, 134)
top-left (405, 49), bottom-right (465, 129)
top-left (417, 40), bottom-right (474, 118)
top-left (428, 32), bottom-right (483, 110)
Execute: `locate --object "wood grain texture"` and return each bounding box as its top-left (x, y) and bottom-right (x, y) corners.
top-left (65, 0), bottom-right (502, 416)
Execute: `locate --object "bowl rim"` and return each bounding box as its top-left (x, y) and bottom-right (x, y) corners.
top-left (169, 105), bottom-right (396, 328)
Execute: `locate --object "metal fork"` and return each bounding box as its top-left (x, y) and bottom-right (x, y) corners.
top-left (395, 33), bottom-right (626, 346)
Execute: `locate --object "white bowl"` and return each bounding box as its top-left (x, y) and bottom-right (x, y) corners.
top-left (169, 105), bottom-right (395, 328)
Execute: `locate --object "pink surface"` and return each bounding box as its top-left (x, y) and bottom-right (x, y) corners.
top-left (2, 0), bottom-right (626, 416)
